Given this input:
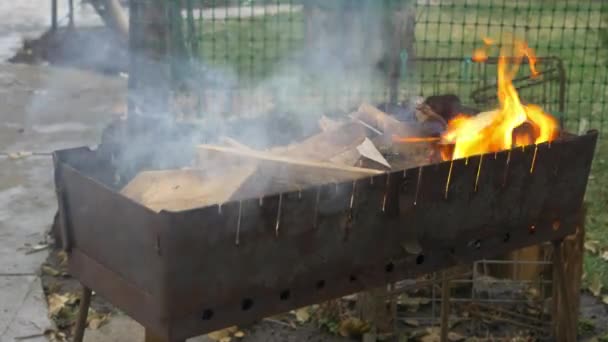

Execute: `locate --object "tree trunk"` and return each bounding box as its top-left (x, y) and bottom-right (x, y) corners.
top-left (88, 0), bottom-right (129, 43)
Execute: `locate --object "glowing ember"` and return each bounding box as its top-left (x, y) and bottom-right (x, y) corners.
top-left (392, 136), bottom-right (441, 143)
top-left (441, 38), bottom-right (559, 160)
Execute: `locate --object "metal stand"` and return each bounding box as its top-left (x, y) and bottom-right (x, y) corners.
top-left (73, 285), bottom-right (92, 342)
top-left (72, 283), bottom-right (186, 342)
top-left (439, 271), bottom-right (450, 342)
top-left (51, 0), bottom-right (58, 31)
top-left (434, 218), bottom-right (584, 342)
top-left (50, 0), bottom-right (75, 30)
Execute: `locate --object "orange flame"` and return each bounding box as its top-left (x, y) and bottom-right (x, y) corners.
top-left (441, 38), bottom-right (559, 160)
top-left (472, 37), bottom-right (495, 63)
top-left (392, 136), bottom-right (441, 143)
top-left (472, 49), bottom-right (489, 63)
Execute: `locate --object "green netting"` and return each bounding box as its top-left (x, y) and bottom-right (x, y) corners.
top-left (131, 0), bottom-right (608, 283)
top-left (157, 0), bottom-right (606, 133)
top-left (414, 0), bottom-right (606, 135)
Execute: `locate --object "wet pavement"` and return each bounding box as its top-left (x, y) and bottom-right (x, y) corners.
top-left (0, 62), bottom-right (125, 341)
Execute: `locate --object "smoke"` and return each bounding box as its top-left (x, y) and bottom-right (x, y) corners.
top-left (92, 1), bottom-right (414, 188)
top-left (166, 1), bottom-right (400, 142)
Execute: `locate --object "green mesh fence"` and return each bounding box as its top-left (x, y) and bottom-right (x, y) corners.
top-left (130, 0), bottom-right (608, 292)
top-left (414, 0), bottom-right (606, 135)
top-left (155, 0), bottom-right (606, 132)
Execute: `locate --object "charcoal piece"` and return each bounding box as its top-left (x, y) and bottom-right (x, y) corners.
top-left (424, 94), bottom-right (479, 122)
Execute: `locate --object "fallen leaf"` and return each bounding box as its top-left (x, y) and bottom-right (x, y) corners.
top-left (602, 296), bottom-right (608, 305)
top-left (8, 151), bottom-right (34, 160)
top-left (338, 317), bottom-right (370, 337)
top-left (47, 293), bottom-right (70, 316)
top-left (14, 333), bottom-right (45, 340)
top-left (208, 327), bottom-right (237, 341)
top-left (398, 295), bottom-right (431, 313)
top-left (403, 318), bottom-right (419, 327)
top-left (342, 294), bottom-right (358, 301)
top-left (41, 264), bottom-right (61, 277)
top-left (377, 332), bottom-right (395, 341)
top-left (419, 297), bottom-right (431, 305)
top-left (408, 328), bottom-right (428, 339)
top-left (601, 250), bottom-right (608, 262)
top-left (585, 240), bottom-right (601, 254)
top-left (25, 243), bottom-right (49, 254)
top-left (589, 275), bottom-right (603, 297)
top-left (44, 329), bottom-right (67, 342)
top-left (88, 313), bottom-right (109, 330)
top-left (401, 239), bottom-right (422, 255)
top-left (448, 331), bottom-right (465, 341)
top-left (294, 307), bottom-right (310, 323)
top-left (57, 251), bottom-right (68, 267)
top-left (418, 328), bottom-right (463, 342)
top-left (526, 306), bottom-right (540, 316)
top-left (420, 327), bottom-right (440, 342)
top-left (527, 287), bottom-right (540, 299)
top-left (234, 331), bottom-right (245, 338)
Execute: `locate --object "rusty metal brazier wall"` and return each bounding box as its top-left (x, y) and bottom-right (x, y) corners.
top-left (53, 131), bottom-right (597, 341)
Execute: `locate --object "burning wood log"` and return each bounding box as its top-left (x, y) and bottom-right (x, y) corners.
top-left (423, 94), bottom-right (480, 122)
top-left (415, 102), bottom-right (448, 127)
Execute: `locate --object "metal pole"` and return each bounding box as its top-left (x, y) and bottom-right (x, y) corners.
top-left (73, 285), bottom-right (92, 342)
top-left (69, 0), bottom-right (74, 27)
top-left (51, 0), bottom-right (58, 30)
top-left (127, 0), bottom-right (139, 118)
top-left (439, 271), bottom-right (451, 342)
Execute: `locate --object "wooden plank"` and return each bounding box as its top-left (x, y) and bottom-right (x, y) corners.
top-left (318, 116), bottom-right (343, 132)
top-left (120, 167), bottom-right (256, 212)
top-left (197, 145), bottom-right (382, 176)
top-left (355, 103), bottom-right (407, 135)
top-left (197, 144), bottom-right (383, 189)
top-left (273, 122), bottom-right (368, 161)
top-left (219, 136), bottom-right (256, 152)
top-left (354, 103), bottom-right (438, 139)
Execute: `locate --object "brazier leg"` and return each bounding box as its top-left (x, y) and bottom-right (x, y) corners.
top-left (145, 329), bottom-right (185, 342)
top-left (440, 271), bottom-right (451, 342)
top-left (73, 285), bottom-right (92, 342)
